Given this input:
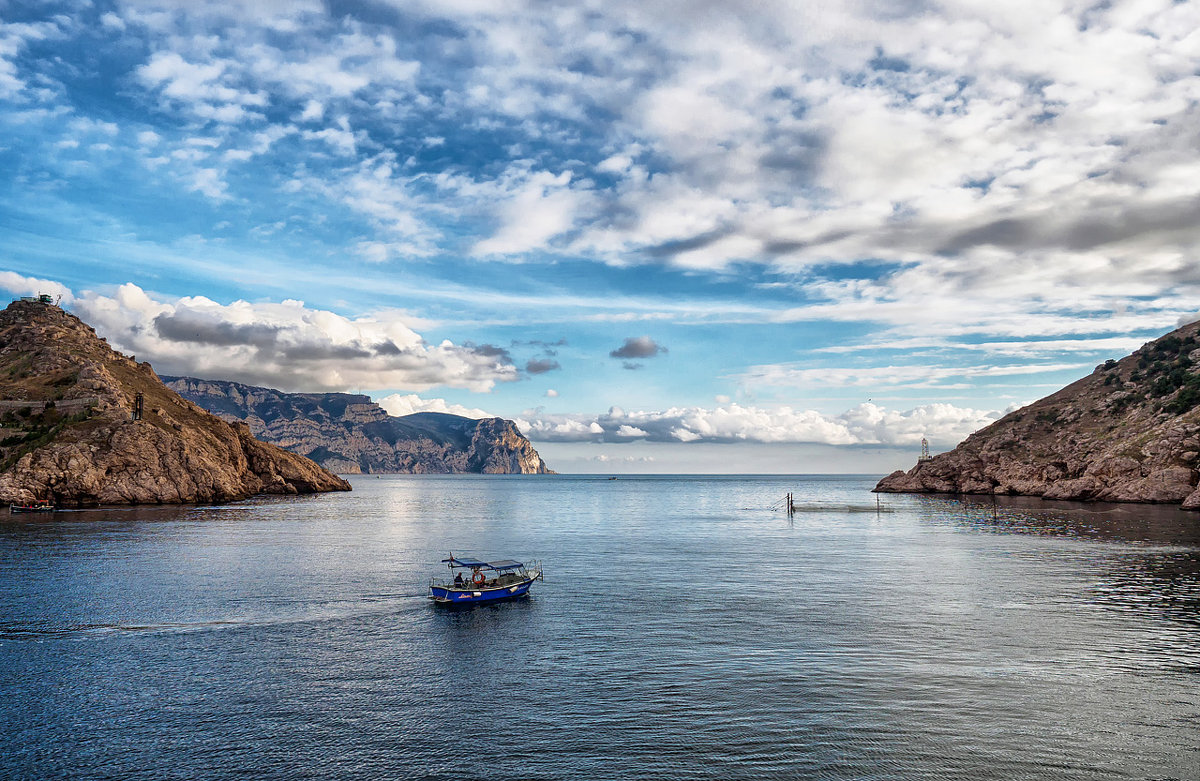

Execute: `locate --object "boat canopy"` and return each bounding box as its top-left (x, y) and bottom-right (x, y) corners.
top-left (442, 555), bottom-right (526, 572)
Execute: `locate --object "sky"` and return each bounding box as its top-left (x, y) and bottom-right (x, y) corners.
top-left (2, 0), bottom-right (1200, 474)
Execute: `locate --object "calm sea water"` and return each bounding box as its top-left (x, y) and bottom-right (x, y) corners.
top-left (2, 475), bottom-right (1199, 780)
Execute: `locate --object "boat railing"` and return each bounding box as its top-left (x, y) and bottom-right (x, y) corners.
top-left (430, 560), bottom-right (543, 590)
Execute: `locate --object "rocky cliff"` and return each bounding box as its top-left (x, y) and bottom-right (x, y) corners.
top-left (875, 318), bottom-right (1200, 509)
top-left (161, 376), bottom-right (553, 475)
top-left (0, 300), bottom-right (350, 506)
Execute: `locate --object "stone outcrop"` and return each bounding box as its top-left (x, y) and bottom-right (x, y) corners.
top-left (875, 318), bottom-right (1200, 509)
top-left (162, 376), bottom-right (553, 475)
top-left (0, 300), bottom-right (350, 506)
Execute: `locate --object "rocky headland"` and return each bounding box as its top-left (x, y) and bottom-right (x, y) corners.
top-left (162, 376), bottom-right (553, 475)
top-left (875, 318), bottom-right (1200, 509)
top-left (0, 299), bottom-right (350, 506)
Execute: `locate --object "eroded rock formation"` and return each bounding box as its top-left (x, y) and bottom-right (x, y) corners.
top-left (875, 318), bottom-right (1200, 509)
top-left (0, 300), bottom-right (350, 505)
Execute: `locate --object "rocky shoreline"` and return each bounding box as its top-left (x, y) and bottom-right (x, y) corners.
top-left (0, 300), bottom-right (349, 506)
top-left (875, 318), bottom-right (1200, 510)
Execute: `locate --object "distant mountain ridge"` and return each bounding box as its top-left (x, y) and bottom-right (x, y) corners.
top-left (162, 376), bottom-right (553, 475)
top-left (876, 317), bottom-right (1200, 509)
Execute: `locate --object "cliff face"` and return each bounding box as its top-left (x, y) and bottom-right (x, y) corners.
top-left (162, 377), bottom-right (553, 475)
top-left (0, 300), bottom-right (350, 506)
top-left (467, 416), bottom-right (551, 474)
top-left (875, 318), bottom-right (1200, 509)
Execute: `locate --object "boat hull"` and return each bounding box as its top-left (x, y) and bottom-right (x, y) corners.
top-left (430, 578), bottom-right (535, 605)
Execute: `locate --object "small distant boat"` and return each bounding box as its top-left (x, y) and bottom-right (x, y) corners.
top-left (430, 554), bottom-right (543, 605)
top-left (10, 500), bottom-right (55, 513)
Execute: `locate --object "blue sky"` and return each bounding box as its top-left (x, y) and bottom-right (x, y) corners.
top-left (3, 0), bottom-right (1199, 473)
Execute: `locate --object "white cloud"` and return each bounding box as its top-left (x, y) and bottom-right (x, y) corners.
top-left (298, 99), bottom-right (324, 122)
top-left (242, 31), bottom-right (420, 100)
top-left (188, 168), bottom-right (228, 200)
top-left (0, 271), bottom-right (75, 304)
top-left (302, 126), bottom-right (358, 156)
top-left (69, 117), bottom-right (119, 137)
top-left (375, 393), bottom-right (492, 419)
top-left (100, 13), bottom-right (126, 32)
top-left (54, 2), bottom-right (1200, 292)
top-left (514, 417), bottom-right (602, 439)
top-left (136, 51), bottom-right (268, 123)
top-left (735, 362), bottom-right (1090, 391)
top-left (0, 19), bottom-right (64, 98)
top-left (387, 0), bottom-right (1200, 331)
top-left (519, 401), bottom-right (1001, 449)
top-left (115, 0), bottom-right (326, 33)
top-left (7, 0), bottom-right (1200, 386)
top-left (813, 336), bottom-right (1149, 358)
top-left (68, 283), bottom-right (520, 393)
top-left (296, 152), bottom-right (442, 257)
top-left (472, 169), bottom-right (592, 257)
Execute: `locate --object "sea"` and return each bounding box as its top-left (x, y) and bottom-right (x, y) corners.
top-left (2, 474), bottom-right (1199, 780)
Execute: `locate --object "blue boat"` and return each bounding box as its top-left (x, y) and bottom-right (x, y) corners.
top-left (430, 554), bottom-right (543, 605)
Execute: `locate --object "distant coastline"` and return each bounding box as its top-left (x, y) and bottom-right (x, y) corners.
top-left (163, 375), bottom-right (553, 476)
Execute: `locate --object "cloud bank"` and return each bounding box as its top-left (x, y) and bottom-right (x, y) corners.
top-left (0, 272), bottom-right (1023, 452)
top-left (517, 401), bottom-right (1002, 449)
top-left (7, 0), bottom-right (1199, 328)
top-left (66, 283), bottom-right (519, 393)
top-left (4, 0), bottom-right (1199, 471)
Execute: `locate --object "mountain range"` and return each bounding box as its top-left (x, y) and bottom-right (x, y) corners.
top-left (162, 376), bottom-right (552, 475)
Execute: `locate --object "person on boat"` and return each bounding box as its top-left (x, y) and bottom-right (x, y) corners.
top-left (454, 572), bottom-right (464, 586)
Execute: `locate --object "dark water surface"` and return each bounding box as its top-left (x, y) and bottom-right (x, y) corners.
top-left (2, 475), bottom-right (1199, 780)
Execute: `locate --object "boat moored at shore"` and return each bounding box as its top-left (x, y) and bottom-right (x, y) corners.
top-left (10, 500), bottom-right (55, 513)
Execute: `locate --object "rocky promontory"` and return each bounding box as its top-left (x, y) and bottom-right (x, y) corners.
top-left (162, 376), bottom-right (553, 475)
top-left (876, 318), bottom-right (1200, 509)
top-left (0, 299), bottom-right (350, 506)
